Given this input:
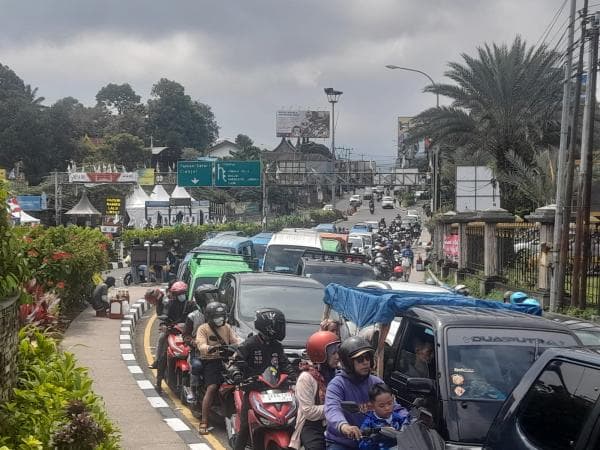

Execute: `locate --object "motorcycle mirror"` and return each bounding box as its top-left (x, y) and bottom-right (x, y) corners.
top-left (340, 401), bottom-right (360, 414)
top-left (157, 314), bottom-right (169, 322)
top-left (407, 377), bottom-right (435, 396)
top-left (379, 427), bottom-right (397, 438)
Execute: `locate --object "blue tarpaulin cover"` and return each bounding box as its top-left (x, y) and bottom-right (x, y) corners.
top-left (323, 284), bottom-right (542, 328)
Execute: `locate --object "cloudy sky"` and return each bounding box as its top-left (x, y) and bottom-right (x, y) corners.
top-left (0, 0), bottom-right (568, 164)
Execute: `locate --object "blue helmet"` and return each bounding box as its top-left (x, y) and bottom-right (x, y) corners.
top-left (522, 298), bottom-right (540, 306)
top-left (510, 291), bottom-right (528, 304)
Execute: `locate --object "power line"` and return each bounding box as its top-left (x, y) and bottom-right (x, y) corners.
top-left (535, 0), bottom-right (569, 49)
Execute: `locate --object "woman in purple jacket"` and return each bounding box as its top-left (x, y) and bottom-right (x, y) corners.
top-left (324, 336), bottom-right (383, 449)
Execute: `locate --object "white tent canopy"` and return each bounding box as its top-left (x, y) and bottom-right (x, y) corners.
top-left (12, 210), bottom-right (40, 224)
top-left (150, 185), bottom-right (170, 201)
top-left (125, 185), bottom-right (151, 228)
top-left (170, 185), bottom-right (195, 201)
top-left (65, 191), bottom-right (101, 216)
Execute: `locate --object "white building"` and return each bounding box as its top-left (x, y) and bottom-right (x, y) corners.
top-left (204, 139), bottom-right (241, 159)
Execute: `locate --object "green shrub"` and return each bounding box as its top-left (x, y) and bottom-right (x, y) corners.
top-left (17, 226), bottom-right (110, 312)
top-left (0, 327), bottom-right (120, 449)
top-left (0, 182), bottom-right (30, 302)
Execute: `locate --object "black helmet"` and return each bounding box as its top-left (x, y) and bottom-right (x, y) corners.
top-left (194, 285), bottom-right (219, 309)
top-left (255, 308), bottom-right (286, 342)
top-left (338, 336), bottom-right (375, 374)
top-left (105, 276), bottom-right (116, 287)
top-left (205, 302), bottom-right (227, 327)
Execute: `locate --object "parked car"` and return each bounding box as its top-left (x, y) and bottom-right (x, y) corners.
top-left (379, 307), bottom-right (580, 447)
top-left (216, 272), bottom-right (332, 361)
top-left (322, 204), bottom-right (334, 211)
top-left (485, 347), bottom-right (600, 449)
top-left (381, 196), bottom-right (394, 209)
top-left (296, 250), bottom-right (375, 287)
top-left (349, 194), bottom-right (362, 206)
top-left (550, 317), bottom-right (600, 346)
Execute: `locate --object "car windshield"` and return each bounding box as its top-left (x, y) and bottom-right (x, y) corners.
top-left (446, 328), bottom-right (578, 401)
top-left (349, 237), bottom-right (364, 248)
top-left (263, 245), bottom-right (315, 273)
top-left (193, 277), bottom-right (219, 291)
top-left (304, 264), bottom-right (374, 287)
top-left (573, 329), bottom-right (600, 346)
top-left (253, 243), bottom-right (267, 260)
top-left (238, 284), bottom-right (325, 323)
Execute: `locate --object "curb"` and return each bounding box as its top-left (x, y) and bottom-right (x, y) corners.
top-left (119, 299), bottom-right (213, 450)
top-left (108, 262), bottom-right (126, 269)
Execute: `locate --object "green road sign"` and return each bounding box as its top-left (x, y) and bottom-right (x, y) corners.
top-left (215, 161), bottom-right (261, 187)
top-left (177, 161), bottom-right (213, 187)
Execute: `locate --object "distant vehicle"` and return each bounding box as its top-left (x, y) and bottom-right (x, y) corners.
top-left (319, 233), bottom-right (348, 253)
top-left (381, 196), bottom-right (394, 209)
top-left (182, 252), bottom-right (255, 300)
top-left (216, 272), bottom-right (333, 361)
top-left (296, 250), bottom-right (375, 287)
top-left (407, 209), bottom-right (419, 217)
top-left (349, 232), bottom-right (373, 250)
top-left (550, 317), bottom-right (600, 346)
top-left (373, 186), bottom-right (385, 194)
top-left (204, 230), bottom-right (247, 240)
top-left (350, 222), bottom-right (372, 233)
top-left (362, 192), bottom-right (373, 201)
top-left (349, 194), bottom-right (362, 206)
top-left (197, 235), bottom-right (255, 259)
top-left (485, 347), bottom-right (600, 450)
top-left (313, 223), bottom-right (338, 233)
top-left (322, 204), bottom-right (334, 211)
top-left (263, 229), bottom-right (322, 273)
top-left (348, 234), bottom-right (367, 254)
top-left (250, 232), bottom-right (273, 270)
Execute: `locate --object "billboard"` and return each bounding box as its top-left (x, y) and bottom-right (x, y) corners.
top-left (276, 110), bottom-right (330, 138)
top-left (137, 168), bottom-right (155, 186)
top-left (456, 166), bottom-right (500, 212)
top-left (68, 172), bottom-right (138, 183)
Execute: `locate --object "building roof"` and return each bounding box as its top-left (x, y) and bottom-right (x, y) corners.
top-left (205, 139), bottom-right (241, 156)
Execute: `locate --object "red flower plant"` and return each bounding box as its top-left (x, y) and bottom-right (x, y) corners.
top-left (51, 251), bottom-right (72, 261)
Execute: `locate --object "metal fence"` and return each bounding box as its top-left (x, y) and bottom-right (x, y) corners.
top-left (466, 225), bottom-right (484, 272)
top-left (564, 224), bottom-right (600, 307)
top-left (496, 224), bottom-right (539, 290)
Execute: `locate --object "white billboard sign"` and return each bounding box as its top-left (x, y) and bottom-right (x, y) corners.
top-left (456, 166), bottom-right (500, 211)
top-left (276, 110), bottom-right (330, 138)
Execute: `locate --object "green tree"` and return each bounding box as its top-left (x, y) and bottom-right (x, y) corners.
top-left (96, 83), bottom-right (146, 137)
top-left (146, 78), bottom-right (219, 155)
top-left (229, 134), bottom-right (262, 160)
top-left (96, 133), bottom-right (149, 170)
top-left (410, 37), bottom-right (562, 211)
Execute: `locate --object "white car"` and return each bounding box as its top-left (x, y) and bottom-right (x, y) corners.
top-left (381, 196), bottom-right (394, 209)
top-left (322, 204), bottom-right (334, 211)
top-left (349, 195), bottom-right (362, 206)
top-left (407, 210), bottom-right (419, 217)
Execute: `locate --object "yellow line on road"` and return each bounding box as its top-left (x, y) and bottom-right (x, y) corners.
top-left (143, 313), bottom-right (226, 450)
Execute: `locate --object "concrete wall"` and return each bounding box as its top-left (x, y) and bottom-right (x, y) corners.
top-left (0, 296), bottom-right (19, 402)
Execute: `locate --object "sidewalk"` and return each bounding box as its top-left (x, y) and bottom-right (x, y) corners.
top-left (61, 286), bottom-right (191, 450)
top-left (409, 227), bottom-right (431, 284)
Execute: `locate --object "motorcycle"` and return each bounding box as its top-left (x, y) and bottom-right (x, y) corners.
top-left (156, 316), bottom-right (191, 396)
top-left (227, 366), bottom-right (297, 450)
top-left (369, 204), bottom-right (375, 214)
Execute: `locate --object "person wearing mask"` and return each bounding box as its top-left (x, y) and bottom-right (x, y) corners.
top-left (91, 276), bottom-right (115, 313)
top-left (325, 336), bottom-right (383, 449)
top-left (406, 340), bottom-right (434, 379)
top-left (148, 281), bottom-right (194, 373)
top-left (231, 308), bottom-right (295, 450)
top-left (195, 302), bottom-right (241, 434)
top-left (291, 331), bottom-right (341, 450)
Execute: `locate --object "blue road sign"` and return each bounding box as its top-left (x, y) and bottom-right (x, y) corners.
top-left (215, 161), bottom-right (261, 187)
top-left (177, 161), bottom-right (213, 187)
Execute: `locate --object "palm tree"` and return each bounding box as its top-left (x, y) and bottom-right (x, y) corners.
top-left (410, 37), bottom-right (563, 210)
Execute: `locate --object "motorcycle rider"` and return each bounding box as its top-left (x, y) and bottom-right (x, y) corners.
top-left (148, 281), bottom-right (195, 377)
top-left (196, 301), bottom-right (241, 434)
top-left (231, 308), bottom-right (296, 450)
top-left (324, 336), bottom-right (384, 449)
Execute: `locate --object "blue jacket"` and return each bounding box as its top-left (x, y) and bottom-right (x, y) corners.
top-left (325, 371), bottom-right (384, 448)
top-left (401, 248), bottom-right (414, 259)
top-left (358, 406), bottom-right (411, 450)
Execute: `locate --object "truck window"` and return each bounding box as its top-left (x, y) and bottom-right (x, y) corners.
top-left (395, 322), bottom-right (436, 379)
top-left (518, 360), bottom-right (600, 449)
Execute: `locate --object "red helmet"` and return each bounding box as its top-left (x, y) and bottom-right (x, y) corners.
top-left (169, 281), bottom-right (188, 295)
top-left (394, 266), bottom-right (403, 273)
top-left (306, 331), bottom-right (341, 364)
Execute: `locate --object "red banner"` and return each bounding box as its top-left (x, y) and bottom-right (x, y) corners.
top-left (443, 234), bottom-right (459, 261)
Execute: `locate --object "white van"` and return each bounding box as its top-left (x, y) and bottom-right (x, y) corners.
top-left (263, 230), bottom-right (322, 273)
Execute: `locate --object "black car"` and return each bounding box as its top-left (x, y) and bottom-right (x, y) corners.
top-left (485, 347), bottom-right (600, 449)
top-left (216, 272), bottom-right (331, 361)
top-left (296, 251), bottom-right (375, 287)
top-left (380, 306), bottom-right (581, 448)
top-left (550, 316), bottom-right (600, 346)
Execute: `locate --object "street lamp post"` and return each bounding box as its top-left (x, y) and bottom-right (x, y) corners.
top-left (385, 65), bottom-right (440, 212)
top-left (325, 87), bottom-right (343, 209)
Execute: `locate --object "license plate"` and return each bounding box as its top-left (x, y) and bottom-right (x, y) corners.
top-left (261, 392), bottom-right (293, 403)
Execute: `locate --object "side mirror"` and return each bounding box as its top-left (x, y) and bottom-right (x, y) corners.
top-left (407, 377), bottom-right (435, 396)
top-left (340, 401), bottom-right (360, 414)
top-left (157, 314), bottom-right (169, 322)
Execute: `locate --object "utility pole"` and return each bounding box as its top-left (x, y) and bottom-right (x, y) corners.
top-left (261, 158), bottom-right (267, 231)
top-left (572, 11), bottom-right (599, 308)
top-left (325, 88), bottom-right (343, 208)
top-left (550, 0), bottom-right (578, 312)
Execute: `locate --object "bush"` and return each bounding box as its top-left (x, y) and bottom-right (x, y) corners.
top-left (0, 182), bottom-right (30, 303)
top-left (0, 327), bottom-right (120, 449)
top-left (16, 226), bottom-right (110, 312)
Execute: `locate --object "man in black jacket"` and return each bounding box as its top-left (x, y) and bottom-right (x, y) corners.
top-left (231, 308), bottom-right (295, 450)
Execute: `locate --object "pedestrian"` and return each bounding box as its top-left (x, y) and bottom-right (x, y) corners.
top-left (91, 276), bottom-right (115, 313)
top-left (324, 336), bottom-right (384, 449)
top-left (290, 331), bottom-right (341, 450)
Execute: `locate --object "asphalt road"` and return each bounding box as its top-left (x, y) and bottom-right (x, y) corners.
top-left (123, 200), bottom-right (425, 449)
